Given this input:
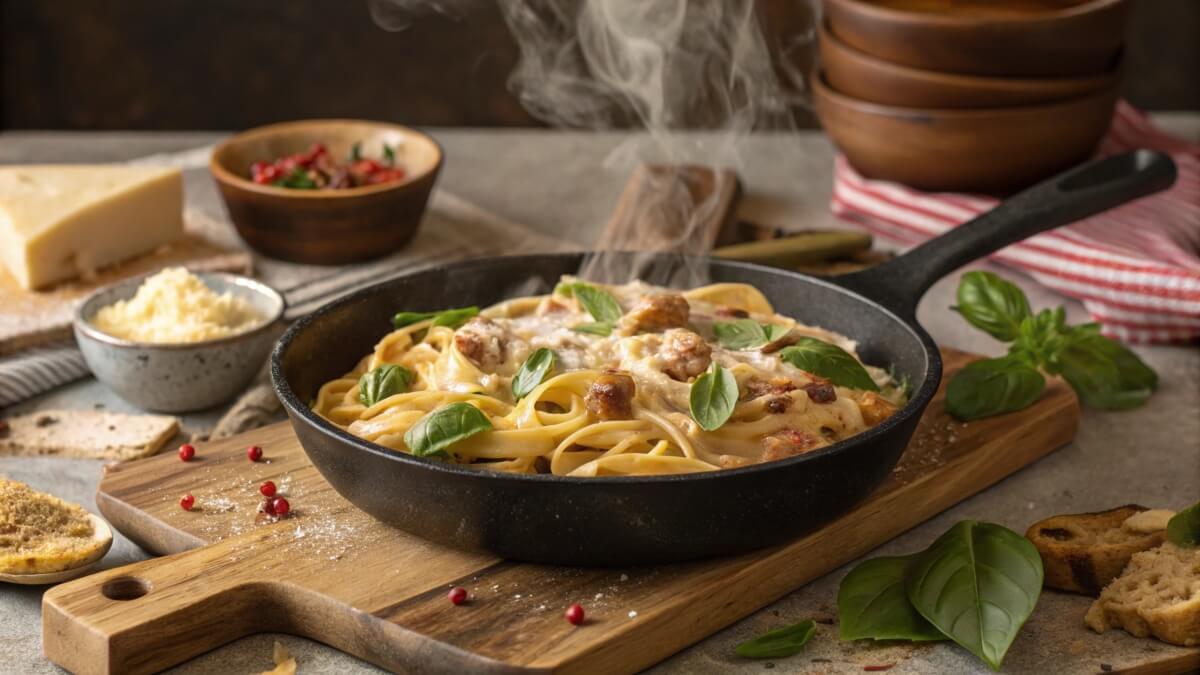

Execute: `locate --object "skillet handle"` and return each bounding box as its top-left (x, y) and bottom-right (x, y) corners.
top-left (831, 150), bottom-right (1177, 318)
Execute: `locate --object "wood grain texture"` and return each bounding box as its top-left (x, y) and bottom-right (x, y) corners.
top-left (600, 165), bottom-right (743, 253)
top-left (45, 348), bottom-right (1086, 675)
top-left (0, 236), bottom-right (251, 356)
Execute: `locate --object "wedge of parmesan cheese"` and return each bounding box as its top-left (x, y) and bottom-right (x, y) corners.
top-left (0, 165), bottom-right (184, 290)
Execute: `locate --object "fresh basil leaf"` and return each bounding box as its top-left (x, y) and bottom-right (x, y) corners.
top-left (905, 521), bottom-right (1043, 671)
top-left (945, 355), bottom-right (1045, 421)
top-left (358, 364), bottom-right (414, 407)
top-left (714, 319), bottom-right (768, 350)
top-left (1055, 329), bottom-right (1157, 410)
top-left (512, 348), bottom-right (556, 400)
top-left (571, 321), bottom-right (613, 336)
top-left (1167, 501), bottom-right (1200, 548)
top-left (778, 338), bottom-right (878, 391)
top-left (560, 282), bottom-right (623, 323)
top-left (403, 402), bottom-right (492, 458)
top-left (1014, 308), bottom-right (1069, 367)
top-left (762, 324), bottom-right (791, 341)
top-left (689, 362), bottom-right (738, 431)
top-left (838, 554), bottom-right (946, 642)
top-left (953, 271), bottom-right (1032, 342)
top-left (349, 141), bottom-right (362, 162)
top-left (383, 143), bottom-right (395, 167)
top-left (735, 619), bottom-right (816, 659)
top-left (431, 306), bottom-right (479, 328)
top-left (392, 307), bottom-right (479, 329)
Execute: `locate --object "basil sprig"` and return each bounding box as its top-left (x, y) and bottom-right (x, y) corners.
top-left (358, 364), bottom-right (414, 407)
top-left (735, 619), bottom-right (816, 659)
top-left (947, 271), bottom-right (1157, 420)
top-left (558, 282), bottom-right (623, 324)
top-left (570, 322), bottom-right (613, 337)
top-left (713, 319), bottom-right (790, 351)
top-left (689, 362), bottom-right (738, 431)
top-left (1167, 501), bottom-right (1200, 548)
top-left (392, 306), bottom-right (479, 329)
top-left (512, 348), bottom-right (556, 400)
top-left (778, 338), bottom-right (878, 391)
top-left (838, 520), bottom-right (1043, 671)
top-left (403, 402), bottom-right (492, 459)
top-left (383, 143), bottom-right (396, 167)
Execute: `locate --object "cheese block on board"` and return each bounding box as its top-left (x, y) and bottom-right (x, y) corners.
top-left (0, 166), bottom-right (184, 290)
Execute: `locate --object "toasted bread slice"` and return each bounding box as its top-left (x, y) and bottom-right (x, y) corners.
top-left (0, 409), bottom-right (178, 461)
top-left (1027, 505), bottom-right (1169, 595)
top-left (0, 479), bottom-right (108, 573)
top-left (1085, 543), bottom-right (1200, 646)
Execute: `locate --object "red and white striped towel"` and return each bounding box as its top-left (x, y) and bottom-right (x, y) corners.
top-left (831, 101), bottom-right (1200, 344)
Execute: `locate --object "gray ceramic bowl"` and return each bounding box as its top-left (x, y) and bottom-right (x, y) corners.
top-left (74, 273), bottom-right (285, 413)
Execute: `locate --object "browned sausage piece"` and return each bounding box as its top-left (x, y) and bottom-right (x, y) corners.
top-left (453, 317), bottom-right (506, 371)
top-left (617, 293), bottom-right (690, 334)
top-left (760, 428), bottom-right (820, 463)
top-left (802, 380), bottom-right (837, 404)
top-left (760, 329), bottom-right (801, 354)
top-left (742, 376), bottom-right (797, 401)
top-left (659, 328), bottom-right (712, 382)
top-left (858, 392), bottom-right (898, 426)
top-left (585, 369), bottom-right (636, 420)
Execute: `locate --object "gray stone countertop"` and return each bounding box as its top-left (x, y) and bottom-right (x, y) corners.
top-left (1, 120), bottom-right (1198, 674)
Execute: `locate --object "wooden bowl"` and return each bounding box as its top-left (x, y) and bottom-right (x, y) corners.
top-left (210, 119), bottom-right (442, 265)
top-left (819, 20), bottom-right (1121, 108)
top-left (813, 71), bottom-right (1118, 194)
top-left (824, 0), bottom-right (1130, 77)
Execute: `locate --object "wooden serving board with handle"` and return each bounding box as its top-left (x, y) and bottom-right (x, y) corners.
top-left (39, 347), bottom-right (1124, 675)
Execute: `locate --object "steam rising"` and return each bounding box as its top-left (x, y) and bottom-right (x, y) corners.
top-left (368, 0), bottom-right (813, 286)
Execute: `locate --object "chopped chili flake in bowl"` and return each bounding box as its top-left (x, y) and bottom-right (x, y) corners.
top-left (250, 142), bottom-right (407, 190)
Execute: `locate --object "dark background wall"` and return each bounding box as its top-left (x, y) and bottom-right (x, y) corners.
top-left (2, 0), bottom-right (1196, 131)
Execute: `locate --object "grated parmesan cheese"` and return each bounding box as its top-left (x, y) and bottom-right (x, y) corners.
top-left (92, 267), bottom-right (263, 343)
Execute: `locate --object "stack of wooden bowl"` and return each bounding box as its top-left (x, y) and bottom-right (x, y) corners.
top-left (814, 0), bottom-right (1129, 194)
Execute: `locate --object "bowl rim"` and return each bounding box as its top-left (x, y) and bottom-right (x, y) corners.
top-left (209, 118), bottom-right (444, 200)
top-left (825, 0), bottom-right (1126, 26)
top-left (812, 68), bottom-right (1120, 118)
top-left (73, 271), bottom-right (286, 351)
top-left (818, 19), bottom-right (1123, 91)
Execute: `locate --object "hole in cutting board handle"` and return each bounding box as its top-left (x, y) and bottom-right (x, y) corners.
top-left (101, 576), bottom-right (152, 601)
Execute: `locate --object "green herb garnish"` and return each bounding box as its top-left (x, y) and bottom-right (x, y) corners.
top-left (392, 306), bottom-right (480, 329)
top-left (512, 348), bottom-right (556, 400)
top-left (383, 143), bottom-right (396, 167)
top-left (712, 319), bottom-right (790, 351)
top-left (778, 338), bottom-right (878, 391)
top-left (358, 364), bottom-right (414, 407)
top-left (570, 322), bottom-right (613, 337)
top-left (689, 362), bottom-right (738, 431)
top-left (558, 282), bottom-right (623, 323)
top-left (947, 271), bottom-right (1156, 420)
top-left (837, 555), bottom-right (945, 642)
top-left (349, 141), bottom-right (362, 162)
top-left (1167, 501), bottom-right (1200, 548)
top-left (735, 619), bottom-right (816, 659)
top-left (403, 402), bottom-right (492, 459)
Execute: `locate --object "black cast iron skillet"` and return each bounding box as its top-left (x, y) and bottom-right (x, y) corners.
top-left (272, 150), bottom-right (1175, 566)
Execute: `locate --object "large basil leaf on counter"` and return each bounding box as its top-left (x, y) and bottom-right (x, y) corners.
top-left (838, 555), bottom-right (945, 642)
top-left (392, 306), bottom-right (479, 329)
top-left (559, 282), bottom-right (623, 323)
top-left (1167, 501), bottom-right (1200, 548)
top-left (945, 355), bottom-right (1045, 421)
top-left (1055, 328), bottom-right (1157, 410)
top-left (358, 364), bottom-right (414, 407)
top-left (689, 362), bottom-right (738, 431)
top-left (403, 402), bottom-right (493, 458)
top-left (953, 271), bottom-right (1032, 342)
top-left (735, 619), bottom-right (816, 659)
top-left (512, 348), bottom-right (556, 400)
top-left (905, 521), bottom-right (1044, 671)
top-left (778, 338), bottom-right (878, 391)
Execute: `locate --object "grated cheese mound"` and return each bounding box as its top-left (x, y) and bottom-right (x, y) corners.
top-left (92, 267), bottom-right (263, 343)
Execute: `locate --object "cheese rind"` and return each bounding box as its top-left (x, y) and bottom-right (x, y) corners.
top-left (0, 166), bottom-right (184, 290)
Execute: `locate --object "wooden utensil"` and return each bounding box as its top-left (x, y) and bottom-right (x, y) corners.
top-left (0, 514), bottom-right (112, 586)
top-left (43, 349), bottom-right (1091, 675)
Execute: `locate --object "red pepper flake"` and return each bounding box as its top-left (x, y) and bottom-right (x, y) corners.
top-left (448, 587), bottom-right (468, 605)
top-left (864, 665), bottom-right (895, 672)
top-left (262, 497), bottom-right (276, 516)
top-left (180, 494), bottom-right (195, 511)
top-left (247, 445), bottom-right (263, 462)
top-left (271, 497), bottom-right (290, 517)
top-left (178, 444), bottom-right (195, 462)
top-left (260, 481), bottom-right (277, 497)
top-left (564, 603), bottom-right (585, 626)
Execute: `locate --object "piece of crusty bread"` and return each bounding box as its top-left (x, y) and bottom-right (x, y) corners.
top-left (0, 479), bottom-right (108, 573)
top-left (1085, 542), bottom-right (1200, 646)
top-left (0, 409), bottom-right (178, 461)
top-left (1027, 505), bottom-right (1169, 595)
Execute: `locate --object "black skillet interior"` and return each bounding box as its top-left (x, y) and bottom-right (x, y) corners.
top-left (272, 151), bottom-right (1176, 565)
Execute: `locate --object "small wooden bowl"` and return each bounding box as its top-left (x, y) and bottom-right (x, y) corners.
top-left (824, 0), bottom-right (1130, 77)
top-left (819, 20), bottom-right (1121, 108)
top-left (813, 71), bottom-right (1118, 194)
top-left (210, 119), bottom-right (443, 265)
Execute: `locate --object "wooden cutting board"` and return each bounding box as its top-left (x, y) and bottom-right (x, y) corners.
top-left (0, 235), bottom-right (251, 357)
top-left (39, 348), bottom-right (1106, 675)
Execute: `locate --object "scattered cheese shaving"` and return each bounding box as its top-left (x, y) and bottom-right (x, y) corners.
top-left (260, 641), bottom-right (297, 675)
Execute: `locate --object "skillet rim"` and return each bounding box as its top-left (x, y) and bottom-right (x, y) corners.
top-left (270, 253), bottom-right (942, 485)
